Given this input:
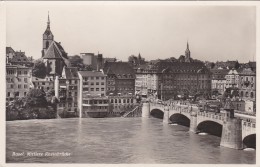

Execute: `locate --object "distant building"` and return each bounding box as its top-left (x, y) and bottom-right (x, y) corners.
top-left (238, 68), bottom-right (256, 100)
top-left (103, 62), bottom-right (136, 96)
top-left (6, 47), bottom-right (33, 67)
top-left (134, 43), bottom-right (211, 100)
top-left (80, 53), bottom-right (103, 71)
top-left (78, 71), bottom-right (108, 118)
top-left (225, 69), bottom-right (240, 89)
top-left (6, 65), bottom-right (33, 100)
top-left (32, 76), bottom-right (54, 92)
top-left (211, 68), bottom-right (229, 95)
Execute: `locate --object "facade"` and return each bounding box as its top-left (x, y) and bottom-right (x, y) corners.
top-left (103, 62), bottom-right (136, 96)
top-left (55, 67), bottom-right (80, 117)
top-left (32, 76), bottom-right (54, 92)
top-left (6, 65), bottom-right (33, 100)
top-left (211, 68), bottom-right (229, 95)
top-left (238, 68), bottom-right (256, 100)
top-left (225, 69), bottom-right (240, 89)
top-left (78, 71), bottom-right (108, 118)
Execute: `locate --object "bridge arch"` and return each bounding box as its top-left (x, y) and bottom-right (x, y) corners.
top-left (169, 113), bottom-right (190, 127)
top-left (150, 108), bottom-right (164, 119)
top-left (243, 134), bottom-right (256, 149)
top-left (197, 121), bottom-right (223, 137)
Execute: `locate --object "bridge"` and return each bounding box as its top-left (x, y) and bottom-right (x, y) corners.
top-left (142, 100), bottom-right (256, 150)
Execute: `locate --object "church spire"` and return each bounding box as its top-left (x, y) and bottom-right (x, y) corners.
top-left (185, 41), bottom-right (191, 62)
top-left (47, 11), bottom-right (50, 29)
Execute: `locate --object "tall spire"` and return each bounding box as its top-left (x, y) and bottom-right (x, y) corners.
top-left (185, 41), bottom-right (191, 62)
top-left (47, 11), bottom-right (50, 29)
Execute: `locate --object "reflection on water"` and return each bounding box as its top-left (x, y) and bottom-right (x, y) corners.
top-left (6, 118), bottom-right (255, 164)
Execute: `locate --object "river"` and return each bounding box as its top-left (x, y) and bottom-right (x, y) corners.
top-left (6, 117), bottom-right (255, 164)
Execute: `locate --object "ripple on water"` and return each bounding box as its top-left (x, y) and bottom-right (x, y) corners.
top-left (6, 118), bottom-right (256, 164)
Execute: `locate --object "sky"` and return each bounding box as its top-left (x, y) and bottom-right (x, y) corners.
top-left (5, 2), bottom-right (256, 63)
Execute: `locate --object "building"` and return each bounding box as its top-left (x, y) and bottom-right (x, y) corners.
top-left (6, 47), bottom-right (33, 67)
top-left (6, 65), bottom-right (33, 100)
top-left (32, 76), bottom-right (54, 92)
top-left (41, 13), bottom-right (70, 77)
top-left (225, 69), bottom-right (240, 89)
top-left (103, 62), bottom-right (136, 96)
top-left (134, 43), bottom-right (211, 100)
top-left (80, 53), bottom-right (103, 71)
top-left (55, 67), bottom-right (80, 117)
top-left (238, 68), bottom-right (256, 100)
top-left (211, 68), bottom-right (229, 95)
top-left (78, 71), bottom-right (108, 118)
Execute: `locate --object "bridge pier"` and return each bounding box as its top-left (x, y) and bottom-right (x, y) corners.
top-left (163, 106), bottom-right (170, 124)
top-left (142, 102), bottom-right (150, 118)
top-left (189, 110), bottom-right (198, 133)
top-left (220, 118), bottom-right (243, 149)
top-left (220, 99), bottom-right (243, 150)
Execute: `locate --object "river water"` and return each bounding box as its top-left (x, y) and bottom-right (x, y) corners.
top-left (6, 117), bottom-right (255, 164)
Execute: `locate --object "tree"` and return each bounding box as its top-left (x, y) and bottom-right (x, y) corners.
top-left (210, 62), bottom-right (215, 69)
top-left (69, 55), bottom-right (93, 71)
top-left (178, 55), bottom-right (185, 62)
top-left (24, 88), bottom-right (47, 107)
top-left (32, 60), bottom-right (46, 78)
top-left (234, 61), bottom-right (240, 69)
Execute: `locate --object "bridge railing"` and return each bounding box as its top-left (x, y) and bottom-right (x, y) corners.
top-left (197, 111), bottom-right (225, 121)
top-left (242, 121), bottom-right (256, 128)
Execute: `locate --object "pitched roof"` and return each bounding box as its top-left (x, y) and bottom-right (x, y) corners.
top-left (144, 60), bottom-right (208, 73)
top-left (78, 71), bottom-right (106, 77)
top-left (6, 47), bottom-right (15, 54)
top-left (103, 62), bottom-right (135, 78)
top-left (43, 41), bottom-right (63, 59)
top-left (10, 51), bottom-right (30, 62)
top-left (62, 67), bottom-right (79, 79)
top-left (239, 68), bottom-right (256, 76)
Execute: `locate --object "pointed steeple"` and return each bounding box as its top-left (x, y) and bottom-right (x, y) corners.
top-left (185, 41), bottom-right (191, 62)
top-left (47, 11), bottom-right (50, 29)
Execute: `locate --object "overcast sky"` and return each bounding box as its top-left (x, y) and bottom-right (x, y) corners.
top-left (6, 2), bottom-right (256, 63)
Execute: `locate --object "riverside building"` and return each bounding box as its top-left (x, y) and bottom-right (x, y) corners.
top-left (78, 71), bottom-right (109, 118)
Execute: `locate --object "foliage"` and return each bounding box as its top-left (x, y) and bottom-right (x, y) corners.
top-left (32, 60), bottom-right (47, 78)
top-left (128, 54), bottom-right (145, 66)
top-left (234, 61), bottom-right (240, 69)
top-left (210, 62), bottom-right (215, 69)
top-left (69, 55), bottom-right (94, 71)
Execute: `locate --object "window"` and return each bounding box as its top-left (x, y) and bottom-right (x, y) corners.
top-left (24, 92), bottom-right (27, 96)
top-left (24, 71), bottom-right (28, 75)
top-left (18, 85), bottom-right (21, 89)
top-left (7, 92), bottom-right (10, 97)
top-left (84, 77), bottom-right (88, 81)
top-left (251, 92), bottom-right (254, 98)
top-left (91, 77), bottom-right (94, 80)
top-left (42, 82), bottom-right (45, 85)
top-left (75, 80), bottom-right (77, 84)
top-left (10, 84), bottom-right (13, 88)
top-left (96, 82), bottom-right (99, 85)
top-left (91, 82), bottom-right (94, 85)
top-left (24, 78), bottom-right (28, 83)
top-left (74, 103), bottom-right (78, 107)
top-left (96, 88), bottom-right (99, 91)
top-left (101, 77), bottom-right (104, 80)
top-left (18, 71), bottom-right (22, 75)
top-left (101, 88), bottom-right (104, 91)
top-left (83, 88), bottom-right (89, 91)
top-left (96, 77), bottom-right (99, 80)
top-left (24, 85), bottom-right (27, 89)
top-left (91, 88), bottom-right (94, 91)
top-left (17, 78), bottom-right (21, 82)
top-left (101, 82), bottom-right (104, 85)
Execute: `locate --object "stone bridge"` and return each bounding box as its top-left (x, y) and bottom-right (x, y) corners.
top-left (142, 102), bottom-right (256, 150)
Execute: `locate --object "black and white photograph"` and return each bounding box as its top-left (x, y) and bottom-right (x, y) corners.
top-left (1, 1), bottom-right (258, 165)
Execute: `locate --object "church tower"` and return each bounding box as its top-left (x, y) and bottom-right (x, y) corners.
top-left (185, 41), bottom-right (191, 62)
top-left (42, 12), bottom-right (54, 57)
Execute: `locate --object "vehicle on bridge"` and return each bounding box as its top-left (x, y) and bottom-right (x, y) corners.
top-left (198, 100), bottom-right (222, 113)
